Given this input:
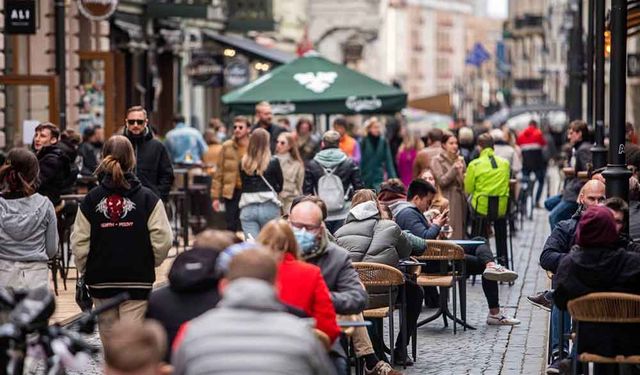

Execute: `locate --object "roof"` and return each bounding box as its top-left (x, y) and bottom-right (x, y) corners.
top-left (202, 30), bottom-right (295, 64)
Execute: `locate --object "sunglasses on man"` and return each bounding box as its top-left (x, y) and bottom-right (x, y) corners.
top-left (127, 119), bottom-right (145, 126)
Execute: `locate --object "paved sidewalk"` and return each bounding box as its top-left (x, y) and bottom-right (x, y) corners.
top-left (402, 208), bottom-right (551, 375)
top-left (42, 210), bottom-right (552, 375)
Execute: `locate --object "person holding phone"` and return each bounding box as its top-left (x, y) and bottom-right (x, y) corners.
top-left (391, 179), bottom-right (520, 326)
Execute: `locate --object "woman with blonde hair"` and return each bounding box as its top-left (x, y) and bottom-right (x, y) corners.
top-left (239, 128), bottom-right (283, 238)
top-left (257, 220), bottom-right (340, 344)
top-left (71, 135), bottom-right (172, 341)
top-left (275, 132), bottom-right (304, 213)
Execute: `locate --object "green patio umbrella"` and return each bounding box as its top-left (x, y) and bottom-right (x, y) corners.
top-left (222, 52), bottom-right (407, 115)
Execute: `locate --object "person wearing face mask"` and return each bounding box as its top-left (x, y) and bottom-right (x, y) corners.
top-left (288, 201), bottom-right (372, 369)
top-left (78, 125), bottom-right (104, 177)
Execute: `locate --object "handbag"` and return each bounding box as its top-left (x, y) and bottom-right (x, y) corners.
top-left (75, 276), bottom-right (93, 312)
top-left (259, 174), bottom-right (284, 216)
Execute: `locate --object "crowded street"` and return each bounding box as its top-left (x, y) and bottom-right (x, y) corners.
top-left (3, 1), bottom-right (640, 375)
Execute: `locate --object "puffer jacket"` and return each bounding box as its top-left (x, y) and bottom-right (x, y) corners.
top-left (335, 201), bottom-right (412, 267)
top-left (172, 279), bottom-right (336, 375)
top-left (211, 139), bottom-right (242, 200)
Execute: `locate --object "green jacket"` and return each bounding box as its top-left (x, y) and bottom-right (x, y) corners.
top-left (360, 135), bottom-right (397, 191)
top-left (464, 148), bottom-right (510, 216)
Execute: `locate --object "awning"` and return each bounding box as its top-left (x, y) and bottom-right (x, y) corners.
top-left (202, 30), bottom-right (295, 65)
top-left (222, 51), bottom-right (407, 115)
top-left (408, 93), bottom-right (452, 114)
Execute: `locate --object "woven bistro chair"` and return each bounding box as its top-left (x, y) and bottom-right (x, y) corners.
top-left (567, 292), bottom-right (640, 374)
top-left (353, 262), bottom-right (406, 366)
top-left (416, 240), bottom-right (467, 331)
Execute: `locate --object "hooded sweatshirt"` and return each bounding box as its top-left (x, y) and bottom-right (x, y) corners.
top-left (307, 149), bottom-right (359, 221)
top-left (146, 248), bottom-right (221, 361)
top-left (335, 201), bottom-right (412, 266)
top-left (0, 193), bottom-right (58, 262)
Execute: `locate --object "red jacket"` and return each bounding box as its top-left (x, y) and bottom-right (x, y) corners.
top-left (517, 125), bottom-right (547, 147)
top-left (277, 253), bottom-right (340, 343)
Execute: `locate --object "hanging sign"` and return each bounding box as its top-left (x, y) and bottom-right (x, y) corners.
top-left (187, 52), bottom-right (224, 87)
top-left (5, 0), bottom-right (36, 34)
top-left (224, 58), bottom-right (251, 88)
top-left (78, 0), bottom-right (118, 21)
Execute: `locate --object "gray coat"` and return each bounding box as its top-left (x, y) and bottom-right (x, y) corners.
top-left (172, 278), bottom-right (336, 375)
top-left (335, 201), bottom-right (412, 267)
top-left (305, 236), bottom-right (368, 315)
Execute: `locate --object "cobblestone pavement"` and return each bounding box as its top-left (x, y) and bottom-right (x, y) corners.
top-left (37, 209), bottom-right (551, 375)
top-left (400, 209), bottom-right (551, 375)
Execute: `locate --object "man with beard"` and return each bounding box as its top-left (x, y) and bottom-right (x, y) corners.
top-left (123, 106), bottom-right (174, 201)
top-left (252, 101), bottom-right (285, 153)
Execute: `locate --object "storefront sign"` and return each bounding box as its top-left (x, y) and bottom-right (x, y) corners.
top-left (78, 0), bottom-right (118, 21)
top-left (224, 59), bottom-right (251, 88)
top-left (271, 102), bottom-right (296, 114)
top-left (187, 52), bottom-right (223, 87)
top-left (5, 0), bottom-right (36, 34)
top-left (345, 96), bottom-right (382, 112)
top-left (629, 54), bottom-right (640, 77)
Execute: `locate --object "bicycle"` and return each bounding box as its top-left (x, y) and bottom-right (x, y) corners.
top-left (0, 287), bottom-right (129, 375)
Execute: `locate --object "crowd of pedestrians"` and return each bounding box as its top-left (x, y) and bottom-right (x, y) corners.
top-left (4, 99), bottom-right (640, 375)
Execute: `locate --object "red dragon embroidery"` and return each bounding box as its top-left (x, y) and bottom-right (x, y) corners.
top-left (96, 195), bottom-right (136, 222)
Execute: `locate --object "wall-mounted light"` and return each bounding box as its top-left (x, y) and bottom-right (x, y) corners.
top-left (254, 62), bottom-right (271, 71)
top-left (224, 48), bottom-right (236, 57)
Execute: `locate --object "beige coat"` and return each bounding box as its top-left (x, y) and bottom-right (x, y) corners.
top-left (211, 140), bottom-right (243, 200)
top-left (430, 152), bottom-right (467, 240)
top-left (276, 153), bottom-right (304, 213)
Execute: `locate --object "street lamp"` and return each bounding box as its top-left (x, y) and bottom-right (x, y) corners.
top-left (603, 0), bottom-right (632, 230)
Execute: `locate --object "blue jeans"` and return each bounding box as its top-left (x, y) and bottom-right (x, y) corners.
top-left (550, 305), bottom-right (571, 356)
top-left (240, 201), bottom-right (280, 239)
top-left (548, 199), bottom-right (578, 231)
top-left (544, 194), bottom-right (562, 212)
top-left (522, 168), bottom-right (546, 205)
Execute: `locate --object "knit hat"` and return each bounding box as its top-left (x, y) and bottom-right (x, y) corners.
top-left (575, 205), bottom-right (619, 247)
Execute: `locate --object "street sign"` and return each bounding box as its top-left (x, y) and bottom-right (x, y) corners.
top-left (78, 0), bottom-right (118, 21)
top-left (629, 54), bottom-right (640, 77)
top-left (4, 0), bottom-right (36, 35)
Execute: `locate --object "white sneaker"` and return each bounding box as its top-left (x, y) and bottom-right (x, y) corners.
top-left (487, 312), bottom-right (521, 325)
top-left (483, 264), bottom-right (518, 283)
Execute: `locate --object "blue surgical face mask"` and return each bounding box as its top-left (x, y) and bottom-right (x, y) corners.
top-left (293, 228), bottom-right (318, 254)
